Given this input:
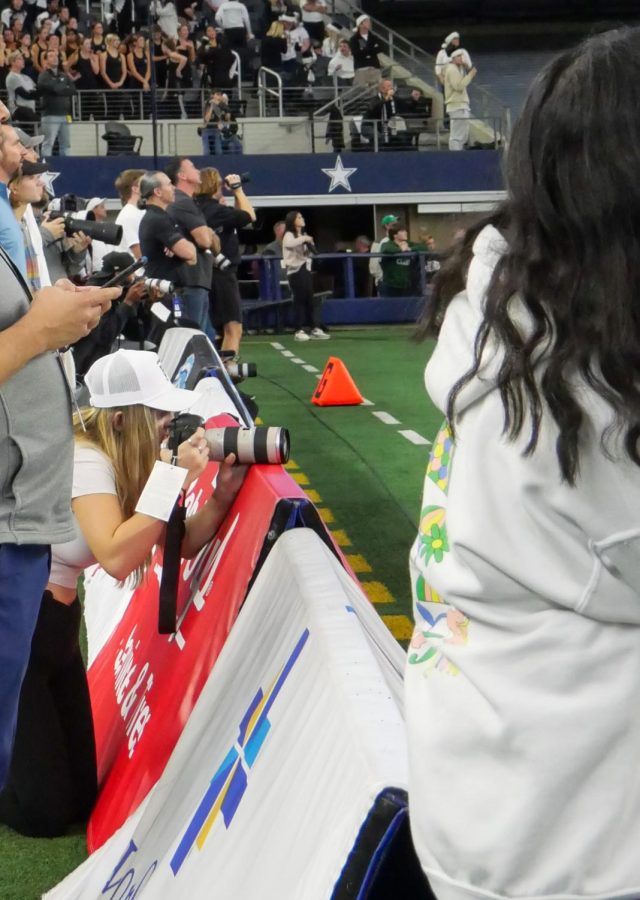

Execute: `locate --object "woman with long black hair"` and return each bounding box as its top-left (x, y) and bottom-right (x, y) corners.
top-left (406, 27), bottom-right (640, 900)
top-left (282, 210), bottom-right (329, 341)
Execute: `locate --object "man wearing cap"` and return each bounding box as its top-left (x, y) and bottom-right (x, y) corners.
top-left (444, 49), bottom-right (477, 151)
top-left (349, 14), bottom-right (381, 87)
top-left (369, 213), bottom-right (398, 291)
top-left (73, 251), bottom-right (149, 377)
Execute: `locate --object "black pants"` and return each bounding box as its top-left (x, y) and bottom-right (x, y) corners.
top-left (0, 592), bottom-right (97, 837)
top-left (289, 266), bottom-right (321, 330)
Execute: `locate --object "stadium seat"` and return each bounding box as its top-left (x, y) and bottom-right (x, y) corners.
top-left (101, 123), bottom-right (143, 156)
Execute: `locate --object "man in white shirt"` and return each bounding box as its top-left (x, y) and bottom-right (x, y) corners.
top-left (114, 168), bottom-right (145, 260)
top-left (214, 0), bottom-right (253, 48)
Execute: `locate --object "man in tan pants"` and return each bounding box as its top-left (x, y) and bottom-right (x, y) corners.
top-left (444, 49), bottom-right (477, 151)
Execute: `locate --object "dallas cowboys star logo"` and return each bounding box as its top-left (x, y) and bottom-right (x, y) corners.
top-left (321, 155), bottom-right (358, 193)
top-left (39, 171), bottom-right (60, 196)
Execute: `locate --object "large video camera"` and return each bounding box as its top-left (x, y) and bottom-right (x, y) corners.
top-left (168, 413), bottom-right (289, 465)
top-left (57, 194), bottom-right (123, 246)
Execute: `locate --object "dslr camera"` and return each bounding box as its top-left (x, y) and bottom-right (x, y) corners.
top-left (168, 413), bottom-right (289, 465)
top-left (57, 194), bottom-right (123, 246)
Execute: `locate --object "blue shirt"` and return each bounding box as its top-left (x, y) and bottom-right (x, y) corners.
top-left (0, 183), bottom-right (27, 279)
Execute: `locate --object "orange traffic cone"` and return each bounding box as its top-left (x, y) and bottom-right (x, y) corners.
top-left (311, 357), bottom-right (364, 407)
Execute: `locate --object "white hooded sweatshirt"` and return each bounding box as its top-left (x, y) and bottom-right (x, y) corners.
top-left (406, 225), bottom-right (640, 900)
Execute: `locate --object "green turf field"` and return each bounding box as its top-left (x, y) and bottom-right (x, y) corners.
top-left (0, 325), bottom-right (439, 899)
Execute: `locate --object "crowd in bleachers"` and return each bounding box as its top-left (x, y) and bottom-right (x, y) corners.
top-left (0, 0), bottom-right (468, 153)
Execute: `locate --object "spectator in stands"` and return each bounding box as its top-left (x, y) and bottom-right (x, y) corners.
top-left (215, 0), bottom-right (253, 49)
top-left (151, 28), bottom-right (168, 89)
top-left (283, 210), bottom-right (329, 341)
top-left (89, 21), bottom-right (106, 55)
top-left (349, 14), bottom-right (380, 87)
top-left (364, 79), bottom-right (409, 151)
top-left (0, 349), bottom-right (244, 837)
top-left (5, 51), bottom-right (37, 130)
top-left (369, 212), bottom-right (398, 292)
top-left (321, 21), bottom-right (341, 56)
top-left (38, 48), bottom-right (75, 157)
top-left (262, 0), bottom-right (295, 33)
top-left (380, 225), bottom-right (426, 297)
top-left (126, 32), bottom-right (150, 95)
top-left (176, 23), bottom-right (196, 86)
top-left (195, 166), bottom-right (255, 361)
top-left (327, 38), bottom-right (353, 85)
top-left (300, 0), bottom-right (327, 45)
top-left (115, 167), bottom-right (145, 259)
top-left (260, 19), bottom-right (287, 71)
top-left (408, 27), bottom-right (640, 900)
top-left (198, 27), bottom-right (237, 93)
top-left (31, 22), bottom-right (50, 74)
top-left (100, 33), bottom-right (129, 120)
top-left (1, 0), bottom-right (27, 32)
top-left (151, 0), bottom-right (179, 40)
top-left (66, 36), bottom-right (101, 119)
top-left (18, 34), bottom-right (34, 77)
top-left (165, 156), bottom-right (217, 340)
top-left (444, 49), bottom-right (477, 151)
top-left (280, 13), bottom-right (310, 76)
top-left (201, 90), bottom-right (242, 154)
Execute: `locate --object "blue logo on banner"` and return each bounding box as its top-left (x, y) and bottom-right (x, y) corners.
top-left (170, 629), bottom-right (310, 875)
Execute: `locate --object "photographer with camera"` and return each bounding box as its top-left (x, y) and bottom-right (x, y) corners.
top-left (200, 90), bottom-right (243, 156)
top-left (72, 251), bottom-right (151, 378)
top-left (195, 167), bottom-right (255, 362)
top-left (165, 156), bottom-right (218, 343)
top-left (283, 210), bottom-right (329, 341)
top-left (41, 196), bottom-right (91, 283)
top-left (0, 348), bottom-right (246, 837)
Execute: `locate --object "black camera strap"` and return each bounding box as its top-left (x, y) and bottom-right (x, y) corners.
top-left (158, 495), bottom-right (186, 634)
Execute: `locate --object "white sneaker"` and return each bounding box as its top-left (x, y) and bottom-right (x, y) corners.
top-left (310, 328), bottom-right (330, 340)
top-left (294, 330), bottom-right (310, 341)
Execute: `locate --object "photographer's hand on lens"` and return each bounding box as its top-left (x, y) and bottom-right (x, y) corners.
top-left (68, 231), bottom-right (91, 253)
top-left (212, 453), bottom-right (247, 508)
top-left (123, 280), bottom-right (148, 306)
top-left (26, 284), bottom-right (121, 350)
top-left (224, 174), bottom-right (242, 191)
top-left (41, 215), bottom-right (66, 242)
top-left (174, 426), bottom-right (209, 486)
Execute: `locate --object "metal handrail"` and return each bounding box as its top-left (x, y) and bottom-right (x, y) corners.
top-left (330, 0), bottom-right (510, 131)
top-left (257, 67), bottom-right (284, 118)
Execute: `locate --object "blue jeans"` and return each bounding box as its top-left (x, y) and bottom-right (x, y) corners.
top-left (200, 128), bottom-right (243, 155)
top-left (0, 544), bottom-right (51, 790)
top-left (179, 286), bottom-right (216, 342)
top-left (41, 116), bottom-right (71, 157)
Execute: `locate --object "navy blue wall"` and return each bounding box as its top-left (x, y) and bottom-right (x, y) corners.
top-left (49, 151), bottom-right (504, 199)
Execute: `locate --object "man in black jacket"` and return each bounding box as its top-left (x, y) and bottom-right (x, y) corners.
top-left (37, 49), bottom-right (75, 158)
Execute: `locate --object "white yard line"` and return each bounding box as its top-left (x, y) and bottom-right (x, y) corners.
top-left (399, 430), bottom-right (431, 446)
top-left (372, 411), bottom-right (400, 425)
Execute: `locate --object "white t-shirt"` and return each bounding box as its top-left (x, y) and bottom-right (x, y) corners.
top-left (301, 1), bottom-right (327, 24)
top-left (49, 445), bottom-right (117, 590)
top-left (327, 51), bottom-right (354, 81)
top-left (116, 203), bottom-right (144, 256)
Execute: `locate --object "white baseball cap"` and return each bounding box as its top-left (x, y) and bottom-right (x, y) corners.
top-left (85, 196), bottom-right (106, 213)
top-left (85, 350), bottom-right (196, 412)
